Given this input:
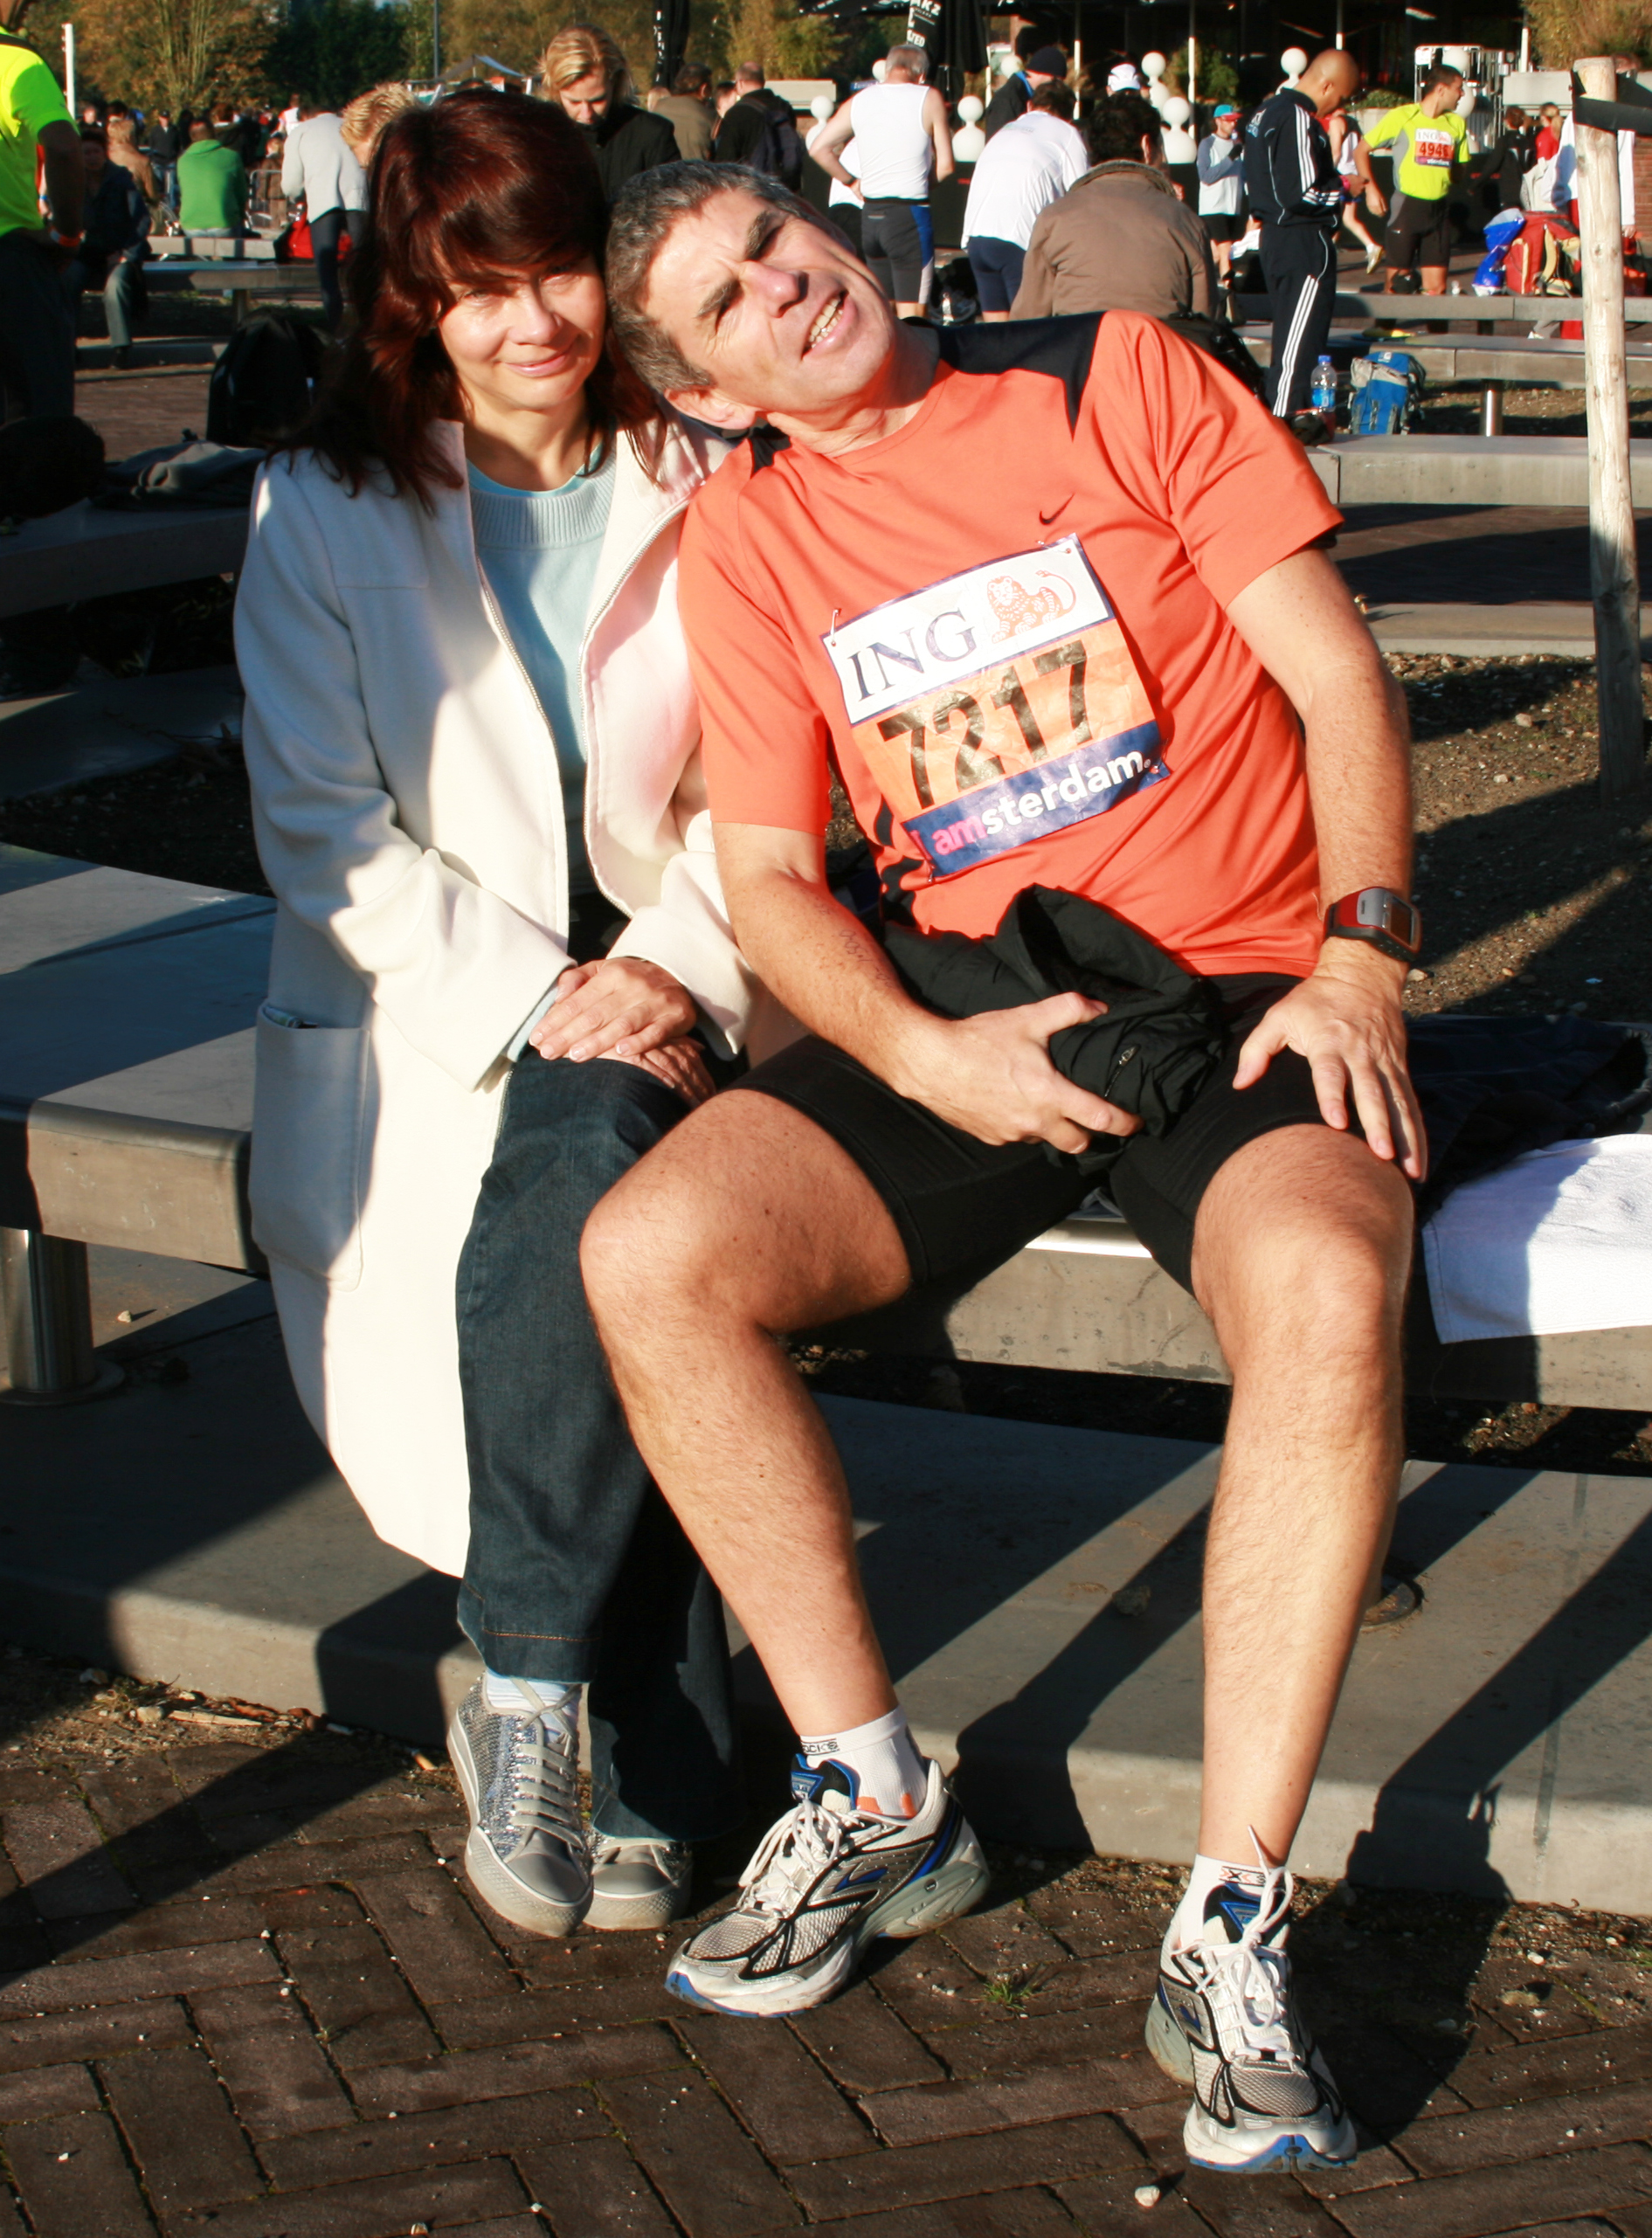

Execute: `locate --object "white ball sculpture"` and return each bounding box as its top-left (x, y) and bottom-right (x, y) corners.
top-left (1281, 45), bottom-right (1308, 83)
top-left (952, 93), bottom-right (985, 160)
top-left (810, 93), bottom-right (835, 121)
top-left (872, 57), bottom-right (888, 80)
top-left (1160, 93), bottom-right (1196, 162)
top-left (1141, 50), bottom-right (1166, 78)
top-left (994, 47), bottom-right (1020, 76)
top-left (1141, 51), bottom-right (1170, 110)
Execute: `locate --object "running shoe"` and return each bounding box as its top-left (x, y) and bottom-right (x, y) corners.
top-left (1364, 242), bottom-right (1383, 274)
top-left (587, 1835), bottom-right (695, 1931)
top-left (1145, 1869), bottom-right (1357, 2174)
top-left (448, 1679), bottom-right (591, 1937)
top-left (666, 1754), bottom-right (989, 2016)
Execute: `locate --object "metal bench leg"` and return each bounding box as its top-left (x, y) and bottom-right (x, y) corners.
top-left (0, 1231), bottom-right (122, 1405)
top-left (1481, 381), bottom-right (1504, 437)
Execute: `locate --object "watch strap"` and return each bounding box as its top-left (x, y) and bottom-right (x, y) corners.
top-left (1324, 887), bottom-right (1420, 966)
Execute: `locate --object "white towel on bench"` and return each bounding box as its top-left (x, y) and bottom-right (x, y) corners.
top-left (1422, 1134), bottom-right (1652, 1344)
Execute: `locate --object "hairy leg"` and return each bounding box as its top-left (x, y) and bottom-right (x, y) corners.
top-left (582, 1091), bottom-right (911, 1737)
top-left (1189, 1124), bottom-right (1413, 1864)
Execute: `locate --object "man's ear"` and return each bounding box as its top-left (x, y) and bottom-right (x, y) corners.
top-left (662, 383), bottom-right (762, 432)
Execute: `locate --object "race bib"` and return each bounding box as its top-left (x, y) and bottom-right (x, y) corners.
top-left (1412, 124), bottom-right (1456, 167)
top-left (823, 535), bottom-right (1165, 880)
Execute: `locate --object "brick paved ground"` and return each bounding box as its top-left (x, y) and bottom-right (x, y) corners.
top-left (3, 1656), bottom-right (1652, 2237)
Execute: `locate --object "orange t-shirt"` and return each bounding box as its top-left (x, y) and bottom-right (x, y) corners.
top-left (681, 311), bottom-right (1343, 979)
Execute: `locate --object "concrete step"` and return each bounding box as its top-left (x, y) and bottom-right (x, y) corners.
top-left (1306, 434), bottom-right (1652, 508)
top-left (2, 1276), bottom-right (1649, 1913)
top-left (1362, 601), bottom-right (1652, 656)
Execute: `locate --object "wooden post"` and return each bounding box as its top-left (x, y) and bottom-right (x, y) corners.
top-left (1574, 57), bottom-right (1646, 802)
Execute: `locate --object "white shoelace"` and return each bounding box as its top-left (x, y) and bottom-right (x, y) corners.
top-left (739, 1799), bottom-right (873, 1918)
top-left (500, 1698), bottom-right (584, 1854)
top-left (1196, 1868), bottom-right (1297, 2062)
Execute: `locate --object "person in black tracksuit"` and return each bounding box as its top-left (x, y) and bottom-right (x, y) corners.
top-left (1241, 49), bottom-right (1357, 420)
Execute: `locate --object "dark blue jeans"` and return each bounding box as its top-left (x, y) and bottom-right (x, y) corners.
top-left (455, 1051), bottom-right (741, 1845)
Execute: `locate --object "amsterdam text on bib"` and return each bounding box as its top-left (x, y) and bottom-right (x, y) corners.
top-left (822, 535), bottom-right (1165, 878)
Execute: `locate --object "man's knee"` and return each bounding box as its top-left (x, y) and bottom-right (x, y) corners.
top-left (580, 1150), bottom-right (722, 1343)
top-left (1195, 1130), bottom-right (1413, 1365)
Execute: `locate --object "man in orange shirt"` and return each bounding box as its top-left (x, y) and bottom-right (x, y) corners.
top-left (566, 165), bottom-right (1421, 2175)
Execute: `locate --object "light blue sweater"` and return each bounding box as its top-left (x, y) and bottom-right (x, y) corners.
top-left (468, 447), bottom-right (615, 896)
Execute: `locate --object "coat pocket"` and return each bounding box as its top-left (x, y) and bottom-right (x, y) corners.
top-left (251, 1005), bottom-right (370, 1289)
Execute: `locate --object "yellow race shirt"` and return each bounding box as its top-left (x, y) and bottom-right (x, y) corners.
top-left (1367, 103), bottom-right (1466, 202)
top-left (0, 31), bottom-right (71, 239)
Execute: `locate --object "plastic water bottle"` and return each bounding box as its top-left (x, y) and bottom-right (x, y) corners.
top-left (1310, 356), bottom-right (1337, 419)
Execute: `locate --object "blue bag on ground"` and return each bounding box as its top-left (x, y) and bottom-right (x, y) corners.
top-left (1347, 349), bottom-right (1422, 435)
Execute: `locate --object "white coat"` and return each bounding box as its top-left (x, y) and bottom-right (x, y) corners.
top-left (235, 418), bottom-right (761, 1578)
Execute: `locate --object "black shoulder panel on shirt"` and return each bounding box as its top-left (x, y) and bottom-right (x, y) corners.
top-left (747, 424), bottom-right (792, 470)
top-left (934, 313), bottom-right (1104, 432)
top-left (744, 312), bottom-right (1103, 468)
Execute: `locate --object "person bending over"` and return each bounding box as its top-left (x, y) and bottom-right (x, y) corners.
top-left (584, 162), bottom-right (1424, 2178)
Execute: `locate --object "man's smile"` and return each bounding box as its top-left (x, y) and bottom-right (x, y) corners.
top-left (804, 290), bottom-right (847, 355)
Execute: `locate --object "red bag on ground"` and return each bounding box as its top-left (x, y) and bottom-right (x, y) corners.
top-left (288, 215), bottom-right (312, 260)
top-left (1503, 211), bottom-right (1577, 298)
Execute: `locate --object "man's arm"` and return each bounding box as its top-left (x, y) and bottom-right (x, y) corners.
top-left (924, 86), bottom-right (955, 183)
top-left (1224, 545), bottom-right (1424, 1177)
top-left (715, 822), bottom-right (1137, 1154)
top-left (1351, 135), bottom-right (1387, 215)
top-left (38, 118), bottom-right (83, 237)
top-left (809, 101), bottom-right (860, 195)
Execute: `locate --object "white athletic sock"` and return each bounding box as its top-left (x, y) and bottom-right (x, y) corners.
top-left (484, 1670), bottom-right (581, 1721)
top-left (798, 1705), bottom-right (927, 1820)
top-left (1166, 1850), bottom-right (1286, 1954)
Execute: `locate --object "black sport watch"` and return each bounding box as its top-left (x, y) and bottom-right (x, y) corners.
top-left (1323, 887), bottom-right (1421, 966)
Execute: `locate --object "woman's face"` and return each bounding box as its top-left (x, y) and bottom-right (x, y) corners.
top-left (438, 259), bottom-right (606, 422)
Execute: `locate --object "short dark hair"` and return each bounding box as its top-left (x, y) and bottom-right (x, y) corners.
top-left (674, 62), bottom-right (709, 93)
top-left (1420, 64), bottom-right (1464, 92)
top-left (607, 161), bottom-right (833, 392)
top-left (1086, 89), bottom-right (1158, 164)
top-left (1027, 80), bottom-right (1075, 119)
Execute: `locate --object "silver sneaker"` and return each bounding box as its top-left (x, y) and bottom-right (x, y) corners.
top-left (587, 1835), bottom-right (694, 1931)
top-left (447, 1680), bottom-right (591, 1937)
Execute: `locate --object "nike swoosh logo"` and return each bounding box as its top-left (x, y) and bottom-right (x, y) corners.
top-left (1038, 501), bottom-right (1072, 525)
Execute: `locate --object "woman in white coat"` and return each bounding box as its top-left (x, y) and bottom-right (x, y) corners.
top-left (236, 90), bottom-right (758, 1942)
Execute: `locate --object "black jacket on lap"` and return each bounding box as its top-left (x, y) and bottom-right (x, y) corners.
top-left (883, 886), bottom-right (1225, 1173)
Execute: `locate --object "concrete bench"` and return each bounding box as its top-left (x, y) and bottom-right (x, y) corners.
top-left (1305, 433), bottom-right (1652, 508)
top-left (3, 846), bottom-right (1649, 1418)
top-left (1234, 291), bottom-right (1652, 328)
top-left (1246, 328), bottom-right (1652, 430)
top-left (140, 262), bottom-right (321, 326)
top-left (0, 502), bottom-right (249, 621)
top-left (146, 236), bottom-right (279, 260)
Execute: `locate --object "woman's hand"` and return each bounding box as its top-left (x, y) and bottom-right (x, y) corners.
top-left (529, 957), bottom-right (698, 1063)
top-left (600, 1040), bottom-right (716, 1109)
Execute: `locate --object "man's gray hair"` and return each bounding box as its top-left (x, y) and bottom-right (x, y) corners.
top-left (606, 161), bottom-right (834, 394)
top-left (886, 43), bottom-right (930, 78)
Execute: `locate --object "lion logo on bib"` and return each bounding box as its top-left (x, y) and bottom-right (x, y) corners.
top-left (986, 570), bottom-right (1077, 644)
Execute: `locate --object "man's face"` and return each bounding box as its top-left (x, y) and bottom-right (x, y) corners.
top-left (557, 70), bottom-right (612, 125)
top-left (81, 138), bottom-right (106, 183)
top-left (1024, 67), bottom-right (1052, 87)
top-left (1214, 111), bottom-right (1236, 136)
top-left (1424, 75), bottom-right (1463, 115)
top-left (643, 188), bottom-right (899, 427)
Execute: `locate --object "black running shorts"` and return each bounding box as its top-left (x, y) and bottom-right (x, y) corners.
top-left (735, 974), bottom-right (1349, 1297)
top-left (1384, 190), bottom-right (1452, 269)
top-left (861, 197), bottom-right (935, 304)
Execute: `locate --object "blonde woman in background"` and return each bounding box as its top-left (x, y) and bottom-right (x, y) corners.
top-left (340, 81), bottom-right (418, 169)
top-left (539, 22), bottom-right (677, 200)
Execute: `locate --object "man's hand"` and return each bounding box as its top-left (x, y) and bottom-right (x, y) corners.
top-left (1364, 183), bottom-right (1388, 216)
top-left (891, 991), bottom-right (1142, 1154)
top-left (530, 957), bottom-right (698, 1063)
top-left (1233, 945), bottom-right (1426, 1179)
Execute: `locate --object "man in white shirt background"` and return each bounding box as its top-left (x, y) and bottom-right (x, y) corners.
top-left (281, 100), bottom-right (367, 331)
top-left (962, 80), bottom-right (1087, 318)
top-left (811, 45), bottom-right (953, 317)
